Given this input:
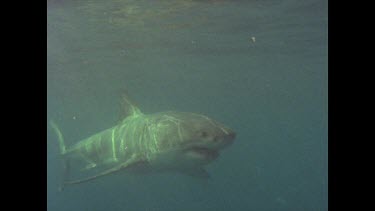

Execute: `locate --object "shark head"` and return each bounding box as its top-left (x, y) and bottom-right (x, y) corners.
top-left (154, 112), bottom-right (236, 166)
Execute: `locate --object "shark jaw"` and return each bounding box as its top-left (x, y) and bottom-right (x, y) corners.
top-left (183, 133), bottom-right (235, 164)
top-left (187, 128), bottom-right (235, 163)
top-left (187, 146), bottom-right (220, 161)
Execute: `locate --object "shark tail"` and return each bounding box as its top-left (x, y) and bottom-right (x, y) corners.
top-left (50, 120), bottom-right (67, 155)
top-left (50, 120), bottom-right (70, 191)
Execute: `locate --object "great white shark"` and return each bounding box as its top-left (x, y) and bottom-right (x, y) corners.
top-left (50, 95), bottom-right (235, 190)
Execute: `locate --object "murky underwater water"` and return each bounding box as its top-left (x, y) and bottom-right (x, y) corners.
top-left (47, 0), bottom-right (327, 210)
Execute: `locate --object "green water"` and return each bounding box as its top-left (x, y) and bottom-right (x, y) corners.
top-left (47, 0), bottom-right (327, 210)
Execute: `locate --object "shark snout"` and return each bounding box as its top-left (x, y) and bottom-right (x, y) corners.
top-left (224, 131), bottom-right (236, 144)
top-left (227, 130), bottom-right (236, 139)
top-left (212, 129), bottom-right (235, 149)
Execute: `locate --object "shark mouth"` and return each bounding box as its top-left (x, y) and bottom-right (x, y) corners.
top-left (190, 147), bottom-right (219, 160)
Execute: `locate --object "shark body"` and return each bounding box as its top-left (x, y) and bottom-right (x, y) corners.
top-left (50, 96), bottom-right (235, 189)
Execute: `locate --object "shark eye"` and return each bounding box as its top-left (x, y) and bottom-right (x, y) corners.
top-left (200, 131), bottom-right (208, 138)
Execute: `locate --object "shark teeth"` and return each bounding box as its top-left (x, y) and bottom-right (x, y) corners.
top-left (190, 147), bottom-right (219, 159)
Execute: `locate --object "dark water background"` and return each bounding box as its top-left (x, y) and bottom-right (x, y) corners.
top-left (47, 0), bottom-right (327, 210)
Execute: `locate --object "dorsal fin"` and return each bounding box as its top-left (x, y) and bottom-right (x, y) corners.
top-left (120, 92), bottom-right (143, 119)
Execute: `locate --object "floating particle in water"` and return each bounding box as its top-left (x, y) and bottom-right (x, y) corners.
top-left (251, 36), bottom-right (256, 43)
